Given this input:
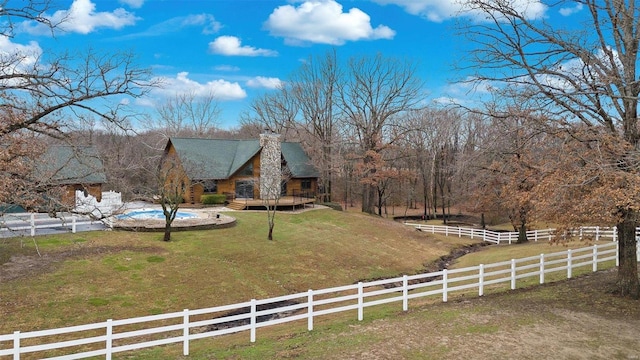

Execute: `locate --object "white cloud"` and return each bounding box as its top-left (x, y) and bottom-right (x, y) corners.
top-left (113, 14), bottom-right (221, 40)
top-left (214, 65), bottom-right (240, 72)
top-left (264, 0), bottom-right (395, 45)
top-left (181, 14), bottom-right (222, 35)
top-left (0, 38), bottom-right (43, 81)
top-left (119, 0), bottom-right (144, 8)
top-left (22, 0), bottom-right (138, 35)
top-left (373, 0), bottom-right (547, 22)
top-left (209, 36), bottom-right (278, 57)
top-left (246, 76), bottom-right (282, 89)
top-left (559, 3), bottom-right (583, 16)
top-left (151, 72), bottom-right (247, 101)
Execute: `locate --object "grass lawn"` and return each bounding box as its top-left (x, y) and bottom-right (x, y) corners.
top-left (2, 209), bottom-right (635, 359)
top-left (0, 208), bottom-right (476, 334)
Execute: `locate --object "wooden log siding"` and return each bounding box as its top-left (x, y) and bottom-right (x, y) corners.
top-left (163, 138), bottom-right (319, 205)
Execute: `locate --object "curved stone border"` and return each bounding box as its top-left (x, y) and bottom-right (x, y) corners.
top-left (111, 210), bottom-right (236, 232)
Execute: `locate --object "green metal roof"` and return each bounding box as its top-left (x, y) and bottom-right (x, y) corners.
top-left (281, 142), bottom-right (319, 178)
top-left (37, 145), bottom-right (107, 185)
top-left (168, 137), bottom-right (318, 180)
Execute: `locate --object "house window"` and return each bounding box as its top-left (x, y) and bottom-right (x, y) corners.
top-left (238, 162), bottom-right (253, 176)
top-left (203, 180), bottom-right (217, 193)
top-left (301, 179), bottom-right (312, 191)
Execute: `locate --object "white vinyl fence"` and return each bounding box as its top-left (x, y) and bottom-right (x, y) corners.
top-left (0, 240), bottom-right (627, 359)
top-left (0, 213), bottom-right (102, 238)
top-left (404, 223), bottom-right (640, 244)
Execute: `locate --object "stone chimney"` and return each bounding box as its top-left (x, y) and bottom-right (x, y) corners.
top-left (259, 133), bottom-right (281, 200)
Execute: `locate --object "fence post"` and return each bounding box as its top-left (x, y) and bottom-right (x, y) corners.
top-left (445, 227), bottom-right (449, 237)
top-left (613, 226), bottom-right (617, 242)
top-left (183, 309), bottom-right (189, 356)
top-left (539, 254), bottom-right (545, 284)
top-left (72, 216), bottom-right (77, 234)
top-left (402, 275), bottom-right (408, 311)
top-left (479, 264), bottom-right (484, 297)
top-left (308, 290), bottom-right (313, 331)
top-left (534, 230), bottom-right (538, 242)
top-left (106, 319), bottom-right (113, 360)
top-left (357, 282), bottom-right (363, 321)
top-left (442, 269), bottom-right (448, 303)
top-left (250, 299), bottom-right (257, 343)
top-left (592, 246), bottom-right (598, 272)
top-left (12, 331), bottom-right (19, 360)
top-left (458, 227), bottom-right (461, 238)
top-left (579, 228), bottom-right (583, 241)
top-left (567, 249), bottom-right (572, 279)
top-left (30, 213), bottom-right (35, 237)
top-left (510, 259), bottom-right (516, 290)
top-left (483, 229), bottom-right (487, 243)
top-left (508, 232), bottom-right (512, 245)
top-left (595, 226), bottom-right (600, 241)
top-left (616, 242), bottom-right (620, 267)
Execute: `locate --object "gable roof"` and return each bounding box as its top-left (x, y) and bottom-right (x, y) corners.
top-left (36, 145), bottom-right (107, 185)
top-left (167, 137), bottom-right (318, 180)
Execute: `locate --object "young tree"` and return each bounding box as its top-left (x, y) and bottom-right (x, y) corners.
top-left (156, 153), bottom-right (187, 242)
top-left (462, 0), bottom-right (640, 297)
top-left (259, 133), bottom-right (290, 241)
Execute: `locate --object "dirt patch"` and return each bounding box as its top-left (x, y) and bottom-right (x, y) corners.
top-left (0, 244), bottom-right (166, 283)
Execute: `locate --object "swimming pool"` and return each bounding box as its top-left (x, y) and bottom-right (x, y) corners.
top-left (116, 209), bottom-right (199, 220)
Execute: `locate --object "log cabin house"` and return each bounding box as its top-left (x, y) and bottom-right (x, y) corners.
top-left (36, 145), bottom-right (107, 207)
top-left (161, 134), bottom-right (319, 210)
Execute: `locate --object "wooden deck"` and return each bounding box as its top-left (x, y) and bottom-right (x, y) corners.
top-left (229, 196), bottom-right (316, 210)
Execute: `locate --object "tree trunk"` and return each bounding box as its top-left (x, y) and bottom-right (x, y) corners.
top-left (517, 222), bottom-right (528, 244)
top-left (616, 214), bottom-right (639, 299)
top-left (163, 224), bottom-right (171, 242)
top-left (423, 195), bottom-right (428, 219)
top-left (268, 225), bottom-right (274, 241)
top-left (362, 184), bottom-right (375, 214)
top-left (517, 208), bottom-right (528, 244)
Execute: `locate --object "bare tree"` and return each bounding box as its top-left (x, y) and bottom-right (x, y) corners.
top-left (239, 85), bottom-right (299, 141)
top-left (0, 1), bottom-right (154, 211)
top-left (290, 50), bottom-right (341, 202)
top-left (156, 152), bottom-right (188, 242)
top-left (339, 53), bottom-right (423, 214)
top-left (149, 90), bottom-right (221, 141)
top-left (461, 0), bottom-right (640, 297)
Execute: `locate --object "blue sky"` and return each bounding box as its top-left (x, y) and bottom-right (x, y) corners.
top-left (7, 0), bottom-right (584, 129)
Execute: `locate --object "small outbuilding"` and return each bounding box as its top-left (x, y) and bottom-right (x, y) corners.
top-left (35, 145), bottom-right (107, 207)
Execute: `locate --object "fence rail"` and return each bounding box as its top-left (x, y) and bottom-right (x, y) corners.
top-left (0, 213), bottom-right (102, 237)
top-left (0, 239), bottom-right (629, 359)
top-left (404, 223), bottom-right (640, 244)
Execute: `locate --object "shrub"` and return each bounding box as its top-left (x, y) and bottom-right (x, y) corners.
top-left (201, 194), bottom-right (226, 205)
top-left (322, 202), bottom-right (343, 211)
